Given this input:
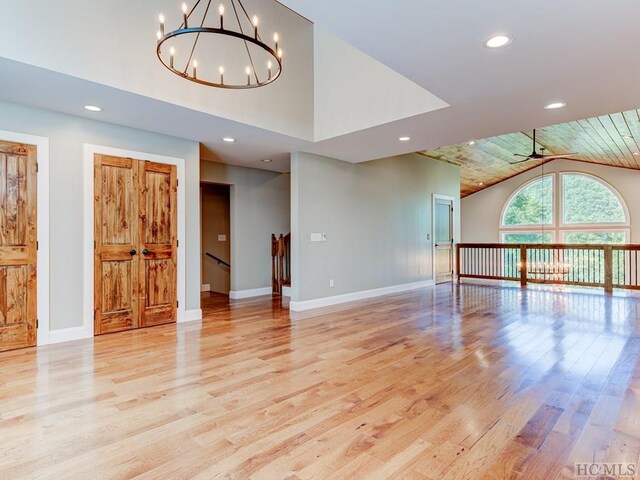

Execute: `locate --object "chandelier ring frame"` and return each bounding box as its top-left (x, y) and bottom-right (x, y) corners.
top-left (157, 27), bottom-right (283, 89)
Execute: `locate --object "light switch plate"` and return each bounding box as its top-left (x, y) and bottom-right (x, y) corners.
top-left (310, 232), bottom-right (323, 242)
top-left (218, 234), bottom-right (227, 241)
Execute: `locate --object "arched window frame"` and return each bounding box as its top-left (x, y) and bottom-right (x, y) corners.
top-left (500, 171), bottom-right (630, 244)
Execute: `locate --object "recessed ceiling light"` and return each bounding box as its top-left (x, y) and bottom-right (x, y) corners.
top-left (478, 182), bottom-right (484, 186)
top-left (468, 140), bottom-right (477, 146)
top-left (623, 135), bottom-right (633, 139)
top-left (634, 152), bottom-right (640, 156)
top-left (485, 35), bottom-right (512, 48)
top-left (544, 102), bottom-right (567, 110)
top-left (84, 105), bottom-right (102, 112)
top-left (399, 136), bottom-right (411, 142)
top-left (222, 137), bottom-right (236, 143)
top-left (261, 158), bottom-right (272, 163)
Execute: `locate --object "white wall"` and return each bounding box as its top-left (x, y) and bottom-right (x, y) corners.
top-left (0, 100), bottom-right (200, 331)
top-left (0, 0), bottom-right (315, 140)
top-left (461, 159), bottom-right (640, 242)
top-left (313, 27), bottom-right (448, 142)
top-left (291, 152), bottom-right (460, 304)
top-left (200, 160), bottom-right (290, 293)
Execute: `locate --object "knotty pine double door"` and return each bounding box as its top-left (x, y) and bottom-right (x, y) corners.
top-left (94, 155), bottom-right (177, 335)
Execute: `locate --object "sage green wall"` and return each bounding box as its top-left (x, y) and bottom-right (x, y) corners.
top-left (291, 151), bottom-right (460, 303)
top-left (0, 100), bottom-right (201, 331)
top-left (200, 160), bottom-right (290, 292)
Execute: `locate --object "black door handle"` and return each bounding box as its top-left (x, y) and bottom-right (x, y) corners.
top-left (129, 249), bottom-right (137, 256)
top-left (142, 249), bottom-right (150, 255)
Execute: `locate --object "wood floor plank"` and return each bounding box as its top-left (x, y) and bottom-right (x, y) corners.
top-left (0, 285), bottom-right (639, 479)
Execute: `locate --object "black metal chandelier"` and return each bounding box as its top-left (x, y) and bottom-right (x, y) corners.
top-left (156, 1), bottom-right (283, 89)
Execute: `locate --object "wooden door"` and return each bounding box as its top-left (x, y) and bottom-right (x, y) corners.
top-left (94, 157), bottom-right (177, 335)
top-left (434, 197), bottom-right (454, 284)
top-left (0, 141), bottom-right (37, 352)
top-left (138, 161), bottom-right (177, 327)
top-left (94, 155), bottom-right (139, 335)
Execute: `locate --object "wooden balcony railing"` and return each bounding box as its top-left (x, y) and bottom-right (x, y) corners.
top-left (271, 233), bottom-right (291, 295)
top-left (456, 243), bottom-right (640, 293)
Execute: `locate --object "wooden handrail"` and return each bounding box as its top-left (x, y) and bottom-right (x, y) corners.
top-left (457, 243), bottom-right (640, 294)
top-left (272, 233), bottom-right (291, 295)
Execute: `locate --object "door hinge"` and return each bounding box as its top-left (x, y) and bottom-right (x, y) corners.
top-left (36, 241), bottom-right (39, 250)
top-left (36, 162), bottom-right (39, 173)
top-left (36, 318), bottom-right (39, 328)
top-left (176, 179), bottom-right (179, 187)
top-left (177, 240), bottom-right (179, 247)
top-left (94, 240), bottom-right (97, 249)
top-left (176, 301), bottom-right (179, 308)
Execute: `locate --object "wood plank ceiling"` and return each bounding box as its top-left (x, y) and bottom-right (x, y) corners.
top-left (421, 110), bottom-right (640, 197)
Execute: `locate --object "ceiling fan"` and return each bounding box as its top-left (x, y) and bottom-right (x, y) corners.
top-left (511, 129), bottom-right (576, 164)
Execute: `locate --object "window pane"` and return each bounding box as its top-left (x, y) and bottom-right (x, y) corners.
top-left (562, 174), bottom-right (626, 224)
top-left (503, 233), bottom-right (553, 244)
top-left (503, 176), bottom-right (553, 226)
top-left (563, 231), bottom-right (626, 244)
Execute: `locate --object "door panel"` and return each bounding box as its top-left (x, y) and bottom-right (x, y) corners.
top-left (94, 155), bottom-right (139, 335)
top-left (139, 161), bottom-right (177, 327)
top-left (434, 198), bottom-right (454, 284)
top-left (0, 141), bottom-right (37, 352)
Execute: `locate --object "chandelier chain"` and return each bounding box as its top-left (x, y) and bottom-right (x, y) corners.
top-left (183, 0), bottom-right (210, 75)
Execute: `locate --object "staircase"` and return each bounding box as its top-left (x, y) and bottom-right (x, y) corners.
top-left (271, 233), bottom-right (290, 295)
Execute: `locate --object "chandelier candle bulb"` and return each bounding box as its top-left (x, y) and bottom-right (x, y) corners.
top-left (219, 66), bottom-right (224, 84)
top-left (159, 13), bottom-right (165, 36)
top-left (193, 60), bottom-right (198, 78)
top-left (169, 46), bottom-right (175, 68)
top-left (253, 15), bottom-right (258, 38)
top-left (268, 60), bottom-right (272, 80)
top-left (246, 66), bottom-right (251, 85)
top-left (274, 32), bottom-right (279, 51)
top-left (219, 4), bottom-right (224, 29)
top-left (182, 2), bottom-right (188, 28)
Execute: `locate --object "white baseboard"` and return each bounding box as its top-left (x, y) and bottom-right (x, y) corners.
top-left (229, 287), bottom-right (272, 299)
top-left (282, 286), bottom-right (291, 297)
top-left (289, 280), bottom-right (435, 312)
top-left (46, 326), bottom-right (91, 345)
top-left (201, 284), bottom-right (211, 292)
top-left (183, 309), bottom-right (203, 322)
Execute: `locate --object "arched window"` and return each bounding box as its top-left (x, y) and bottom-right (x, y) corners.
top-left (502, 175), bottom-right (553, 226)
top-left (500, 172), bottom-right (629, 244)
top-left (561, 173), bottom-right (626, 225)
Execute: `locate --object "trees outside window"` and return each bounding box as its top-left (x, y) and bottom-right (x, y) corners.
top-left (501, 173), bottom-right (629, 244)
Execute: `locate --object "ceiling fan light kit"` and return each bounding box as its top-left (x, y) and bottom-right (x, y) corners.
top-left (156, 0), bottom-right (283, 89)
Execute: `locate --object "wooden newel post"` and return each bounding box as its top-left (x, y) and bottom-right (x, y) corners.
top-left (604, 245), bottom-right (613, 294)
top-left (455, 244), bottom-right (461, 284)
top-left (520, 245), bottom-right (527, 288)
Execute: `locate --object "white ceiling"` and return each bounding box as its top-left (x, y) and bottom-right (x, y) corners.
top-left (2, 0), bottom-right (640, 171)
top-left (281, 0), bottom-right (640, 162)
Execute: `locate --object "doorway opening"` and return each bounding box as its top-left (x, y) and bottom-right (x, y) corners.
top-left (201, 183), bottom-right (231, 297)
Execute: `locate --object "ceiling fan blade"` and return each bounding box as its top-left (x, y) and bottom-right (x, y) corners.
top-left (513, 154), bottom-right (530, 158)
top-left (509, 158), bottom-right (532, 164)
top-left (539, 153), bottom-right (577, 159)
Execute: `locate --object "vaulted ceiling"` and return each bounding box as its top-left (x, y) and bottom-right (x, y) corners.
top-left (422, 110), bottom-right (640, 197)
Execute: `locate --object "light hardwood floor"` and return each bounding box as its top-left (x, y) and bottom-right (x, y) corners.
top-left (1, 285), bottom-right (640, 479)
